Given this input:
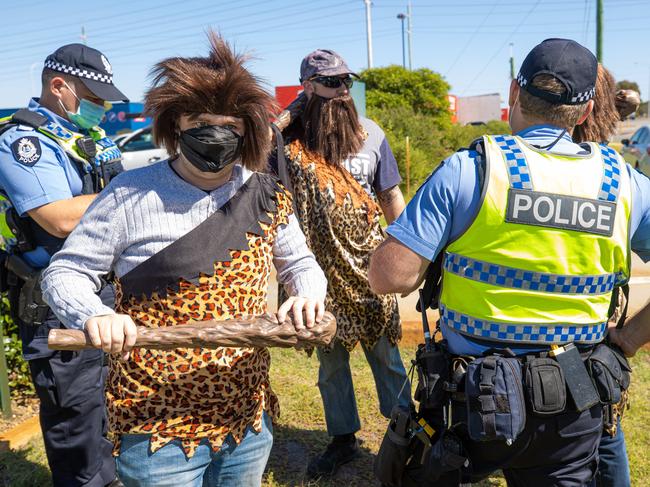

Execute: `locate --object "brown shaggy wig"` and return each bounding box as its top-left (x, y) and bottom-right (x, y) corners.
top-left (291, 94), bottom-right (364, 166)
top-left (144, 31), bottom-right (276, 171)
top-left (573, 64), bottom-right (619, 144)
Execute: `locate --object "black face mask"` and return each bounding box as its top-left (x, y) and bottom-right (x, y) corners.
top-left (179, 125), bottom-right (243, 173)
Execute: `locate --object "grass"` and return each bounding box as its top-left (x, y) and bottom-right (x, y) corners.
top-left (2, 347), bottom-right (649, 487)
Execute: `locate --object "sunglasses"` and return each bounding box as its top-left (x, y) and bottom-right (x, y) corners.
top-left (311, 75), bottom-right (354, 89)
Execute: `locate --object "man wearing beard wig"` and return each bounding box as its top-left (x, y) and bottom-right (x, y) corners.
top-left (41, 33), bottom-right (327, 487)
top-left (274, 49), bottom-right (409, 479)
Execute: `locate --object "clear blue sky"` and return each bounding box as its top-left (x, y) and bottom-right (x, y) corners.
top-left (1, 0), bottom-right (649, 108)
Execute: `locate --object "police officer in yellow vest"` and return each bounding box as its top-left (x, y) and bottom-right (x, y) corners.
top-left (369, 38), bottom-right (650, 486)
top-left (0, 44), bottom-right (128, 487)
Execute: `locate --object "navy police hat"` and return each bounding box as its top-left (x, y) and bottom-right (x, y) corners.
top-left (516, 38), bottom-right (597, 105)
top-left (44, 44), bottom-right (129, 102)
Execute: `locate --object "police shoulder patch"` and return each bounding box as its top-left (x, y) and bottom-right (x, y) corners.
top-left (11, 136), bottom-right (42, 166)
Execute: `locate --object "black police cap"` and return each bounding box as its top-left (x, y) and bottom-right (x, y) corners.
top-left (44, 44), bottom-right (129, 102)
top-left (516, 38), bottom-right (597, 105)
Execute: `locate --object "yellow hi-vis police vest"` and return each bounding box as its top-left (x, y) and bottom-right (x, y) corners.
top-left (439, 134), bottom-right (631, 346)
top-left (0, 113), bottom-right (122, 184)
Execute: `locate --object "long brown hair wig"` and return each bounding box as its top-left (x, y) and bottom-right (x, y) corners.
top-left (573, 64), bottom-right (619, 144)
top-left (144, 31), bottom-right (276, 171)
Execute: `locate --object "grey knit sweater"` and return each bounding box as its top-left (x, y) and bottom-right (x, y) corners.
top-left (41, 161), bottom-right (327, 330)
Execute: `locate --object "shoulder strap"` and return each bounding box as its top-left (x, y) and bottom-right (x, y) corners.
top-left (416, 251), bottom-right (444, 312)
top-left (0, 109), bottom-right (48, 137)
top-left (11, 109), bottom-right (48, 129)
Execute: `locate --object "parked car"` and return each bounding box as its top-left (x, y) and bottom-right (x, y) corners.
top-left (110, 133), bottom-right (130, 145)
top-left (620, 125), bottom-right (650, 177)
top-left (116, 126), bottom-right (168, 171)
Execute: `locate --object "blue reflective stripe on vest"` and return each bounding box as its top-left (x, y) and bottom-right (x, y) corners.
top-left (493, 135), bottom-right (533, 190)
top-left (440, 305), bottom-right (607, 344)
top-left (598, 144), bottom-right (621, 202)
top-left (96, 147), bottom-right (121, 164)
top-left (42, 121), bottom-right (73, 140)
top-left (444, 252), bottom-right (621, 294)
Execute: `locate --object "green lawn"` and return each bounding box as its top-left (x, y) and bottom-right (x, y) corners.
top-left (2, 348), bottom-right (649, 487)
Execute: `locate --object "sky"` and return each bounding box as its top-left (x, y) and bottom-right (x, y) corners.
top-left (1, 0), bottom-right (649, 108)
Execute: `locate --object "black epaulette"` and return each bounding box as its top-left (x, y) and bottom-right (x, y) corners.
top-left (11, 109), bottom-right (48, 129)
top-left (0, 109), bottom-right (48, 137)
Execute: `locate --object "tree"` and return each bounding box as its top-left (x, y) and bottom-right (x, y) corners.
top-left (360, 65), bottom-right (452, 128)
top-left (616, 80), bottom-right (640, 93)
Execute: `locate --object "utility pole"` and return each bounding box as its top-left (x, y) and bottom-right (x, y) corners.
top-left (364, 0), bottom-right (374, 68)
top-left (406, 1), bottom-right (413, 70)
top-left (509, 42), bottom-right (515, 80)
top-left (80, 25), bottom-right (87, 45)
top-left (397, 13), bottom-right (406, 68)
top-left (596, 0), bottom-right (603, 62)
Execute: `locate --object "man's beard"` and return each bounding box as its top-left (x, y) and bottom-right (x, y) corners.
top-left (301, 94), bottom-right (364, 166)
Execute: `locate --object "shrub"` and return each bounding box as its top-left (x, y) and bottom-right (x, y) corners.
top-left (369, 104), bottom-right (510, 196)
top-left (1, 296), bottom-right (33, 394)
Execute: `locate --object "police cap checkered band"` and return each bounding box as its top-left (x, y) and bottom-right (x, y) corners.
top-left (44, 59), bottom-right (113, 84)
top-left (517, 38), bottom-right (597, 105)
top-left (44, 44), bottom-right (129, 102)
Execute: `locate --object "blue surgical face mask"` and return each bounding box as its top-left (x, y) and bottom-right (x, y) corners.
top-left (59, 82), bottom-right (108, 129)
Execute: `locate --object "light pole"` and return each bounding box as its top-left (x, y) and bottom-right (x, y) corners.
top-left (364, 0), bottom-right (374, 68)
top-left (397, 13), bottom-right (406, 69)
top-left (634, 61), bottom-right (650, 118)
top-left (29, 62), bottom-right (40, 95)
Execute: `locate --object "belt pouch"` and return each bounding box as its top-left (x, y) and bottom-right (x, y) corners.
top-left (18, 273), bottom-right (48, 325)
top-left (375, 405), bottom-right (414, 486)
top-left (414, 344), bottom-right (451, 410)
top-left (588, 343), bottom-right (631, 405)
top-left (465, 356), bottom-right (526, 443)
top-left (422, 429), bottom-right (469, 481)
top-left (552, 343), bottom-right (600, 412)
top-left (524, 358), bottom-right (566, 415)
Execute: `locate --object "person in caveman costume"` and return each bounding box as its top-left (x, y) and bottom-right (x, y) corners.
top-left (41, 32), bottom-right (327, 487)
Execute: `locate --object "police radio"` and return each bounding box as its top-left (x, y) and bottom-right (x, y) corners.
top-left (75, 136), bottom-right (97, 161)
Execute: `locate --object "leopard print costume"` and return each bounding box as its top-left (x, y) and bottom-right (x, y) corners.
top-left (107, 180), bottom-right (292, 458)
top-left (282, 139), bottom-right (400, 351)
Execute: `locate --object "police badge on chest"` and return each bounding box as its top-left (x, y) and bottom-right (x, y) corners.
top-left (506, 188), bottom-right (616, 236)
top-left (11, 136), bottom-right (42, 167)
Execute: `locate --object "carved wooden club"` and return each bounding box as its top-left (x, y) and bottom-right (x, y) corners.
top-left (48, 312), bottom-right (336, 351)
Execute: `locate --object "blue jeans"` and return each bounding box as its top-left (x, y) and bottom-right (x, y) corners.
top-left (590, 422), bottom-right (631, 487)
top-left (317, 335), bottom-right (410, 436)
top-left (116, 412), bottom-right (273, 487)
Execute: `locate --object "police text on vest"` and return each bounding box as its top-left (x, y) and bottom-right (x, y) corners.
top-left (505, 189), bottom-right (616, 236)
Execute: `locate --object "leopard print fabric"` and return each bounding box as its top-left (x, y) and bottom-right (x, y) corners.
top-left (107, 187), bottom-right (292, 458)
top-left (283, 140), bottom-right (400, 351)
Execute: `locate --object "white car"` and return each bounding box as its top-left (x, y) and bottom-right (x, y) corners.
top-left (116, 127), bottom-right (168, 171)
top-left (620, 125), bottom-right (650, 177)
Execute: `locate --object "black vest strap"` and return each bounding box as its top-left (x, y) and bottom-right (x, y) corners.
top-left (11, 109), bottom-right (48, 129)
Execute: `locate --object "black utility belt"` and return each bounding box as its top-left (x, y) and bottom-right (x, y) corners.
top-left (452, 342), bottom-right (631, 445)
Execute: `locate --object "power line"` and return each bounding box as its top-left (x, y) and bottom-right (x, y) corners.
top-left (444, 0), bottom-right (501, 76)
top-left (583, 0), bottom-right (593, 43)
top-left (0, 1), bottom-right (358, 67)
top-left (461, 0), bottom-right (542, 95)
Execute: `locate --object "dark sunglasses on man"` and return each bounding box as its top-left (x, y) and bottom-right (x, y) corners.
top-left (310, 75), bottom-right (354, 89)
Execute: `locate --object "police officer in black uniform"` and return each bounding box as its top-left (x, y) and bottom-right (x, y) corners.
top-left (0, 44), bottom-right (128, 487)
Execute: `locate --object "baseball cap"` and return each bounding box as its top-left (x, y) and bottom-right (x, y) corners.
top-left (300, 49), bottom-right (358, 82)
top-left (516, 38), bottom-right (597, 105)
top-left (44, 44), bottom-right (129, 102)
